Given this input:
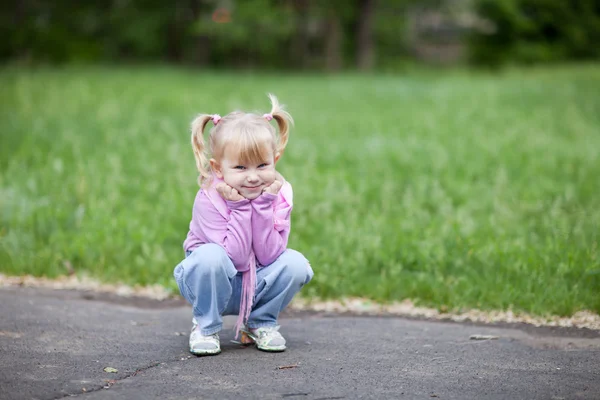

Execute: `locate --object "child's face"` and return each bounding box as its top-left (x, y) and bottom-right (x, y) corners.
top-left (211, 146), bottom-right (280, 200)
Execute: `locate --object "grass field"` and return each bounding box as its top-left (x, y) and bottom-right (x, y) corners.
top-left (1, 65), bottom-right (599, 316)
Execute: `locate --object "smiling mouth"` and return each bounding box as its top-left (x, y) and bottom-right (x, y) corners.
top-left (244, 185), bottom-right (262, 189)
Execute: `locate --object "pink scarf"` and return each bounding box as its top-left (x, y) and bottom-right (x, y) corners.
top-left (236, 256), bottom-right (256, 338)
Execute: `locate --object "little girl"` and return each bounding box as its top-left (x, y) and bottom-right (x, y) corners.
top-left (173, 94), bottom-right (314, 356)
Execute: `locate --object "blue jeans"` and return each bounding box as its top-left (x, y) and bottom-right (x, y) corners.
top-left (173, 243), bottom-right (314, 335)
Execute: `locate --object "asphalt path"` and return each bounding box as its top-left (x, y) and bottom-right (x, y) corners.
top-left (1, 287), bottom-right (599, 400)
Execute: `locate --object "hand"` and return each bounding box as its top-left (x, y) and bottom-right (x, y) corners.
top-left (216, 182), bottom-right (245, 201)
top-left (262, 179), bottom-right (283, 195)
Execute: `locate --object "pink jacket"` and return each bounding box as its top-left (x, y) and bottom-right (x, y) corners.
top-left (183, 177), bottom-right (293, 267)
top-left (183, 176), bottom-right (293, 335)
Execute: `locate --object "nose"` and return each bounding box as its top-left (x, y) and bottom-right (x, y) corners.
top-left (247, 172), bottom-right (259, 183)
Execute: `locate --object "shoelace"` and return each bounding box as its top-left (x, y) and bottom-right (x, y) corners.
top-left (230, 326), bottom-right (283, 344)
top-left (258, 329), bottom-right (279, 337)
top-left (254, 327), bottom-right (283, 341)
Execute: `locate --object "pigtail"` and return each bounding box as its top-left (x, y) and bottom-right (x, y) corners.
top-left (267, 93), bottom-right (294, 156)
top-left (190, 114), bottom-right (213, 185)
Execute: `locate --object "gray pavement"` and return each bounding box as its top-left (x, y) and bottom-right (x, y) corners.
top-left (1, 286), bottom-right (599, 400)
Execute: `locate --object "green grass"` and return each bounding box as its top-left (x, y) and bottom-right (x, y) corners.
top-left (1, 64), bottom-right (599, 316)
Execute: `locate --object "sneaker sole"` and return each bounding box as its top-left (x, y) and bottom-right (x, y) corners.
top-left (190, 347), bottom-right (221, 356)
top-left (256, 345), bottom-right (286, 352)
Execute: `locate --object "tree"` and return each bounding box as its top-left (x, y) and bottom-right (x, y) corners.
top-left (356, 0), bottom-right (377, 70)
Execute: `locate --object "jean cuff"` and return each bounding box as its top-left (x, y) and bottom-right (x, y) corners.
top-left (246, 321), bottom-right (278, 329)
top-left (193, 318), bottom-right (222, 336)
top-left (199, 325), bottom-right (222, 336)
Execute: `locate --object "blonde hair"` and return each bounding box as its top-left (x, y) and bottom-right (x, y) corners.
top-left (190, 94), bottom-right (294, 187)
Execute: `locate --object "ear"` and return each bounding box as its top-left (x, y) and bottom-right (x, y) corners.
top-left (274, 152), bottom-right (281, 164)
top-left (210, 158), bottom-right (223, 179)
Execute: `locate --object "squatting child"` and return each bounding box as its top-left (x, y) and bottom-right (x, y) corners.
top-left (173, 94), bottom-right (314, 356)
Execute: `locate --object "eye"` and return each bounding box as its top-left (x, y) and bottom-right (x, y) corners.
top-left (234, 165), bottom-right (246, 170)
top-left (258, 163), bottom-right (268, 168)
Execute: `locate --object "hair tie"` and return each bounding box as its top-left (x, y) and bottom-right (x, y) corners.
top-left (212, 114), bottom-right (221, 125)
top-left (263, 113), bottom-right (273, 121)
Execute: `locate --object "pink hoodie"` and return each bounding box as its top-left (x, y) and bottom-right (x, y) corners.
top-left (183, 176), bottom-right (293, 335)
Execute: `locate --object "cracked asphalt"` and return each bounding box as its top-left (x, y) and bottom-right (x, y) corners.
top-left (1, 286), bottom-right (599, 400)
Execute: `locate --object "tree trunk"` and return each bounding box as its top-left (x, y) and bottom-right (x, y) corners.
top-left (289, 0), bottom-right (310, 69)
top-left (189, 0), bottom-right (210, 66)
top-left (356, 0), bottom-right (376, 71)
top-left (325, 14), bottom-right (342, 71)
top-left (166, 2), bottom-right (183, 63)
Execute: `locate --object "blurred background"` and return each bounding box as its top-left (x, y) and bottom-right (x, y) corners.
top-left (1, 0), bottom-right (599, 317)
top-left (2, 0), bottom-right (599, 68)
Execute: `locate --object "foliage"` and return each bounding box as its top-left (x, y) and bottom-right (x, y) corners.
top-left (470, 0), bottom-right (600, 66)
top-left (0, 0), bottom-right (398, 69)
top-left (3, 0), bottom-right (597, 68)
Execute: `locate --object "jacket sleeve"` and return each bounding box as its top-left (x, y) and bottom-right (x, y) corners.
top-left (194, 190), bottom-right (253, 270)
top-left (250, 188), bottom-right (292, 266)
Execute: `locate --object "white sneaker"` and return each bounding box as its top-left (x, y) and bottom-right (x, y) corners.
top-left (244, 325), bottom-right (286, 352)
top-left (189, 321), bottom-right (221, 356)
